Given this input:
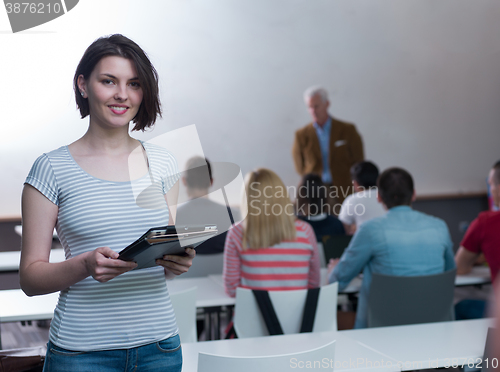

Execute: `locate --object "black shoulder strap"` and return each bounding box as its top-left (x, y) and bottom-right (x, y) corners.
top-left (300, 287), bottom-right (320, 333)
top-left (226, 206), bottom-right (235, 225)
top-left (252, 290), bottom-right (284, 335)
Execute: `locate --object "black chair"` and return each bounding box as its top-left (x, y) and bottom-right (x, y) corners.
top-left (367, 269), bottom-right (456, 328)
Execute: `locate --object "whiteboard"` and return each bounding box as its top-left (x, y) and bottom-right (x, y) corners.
top-left (1, 0), bottom-right (500, 217)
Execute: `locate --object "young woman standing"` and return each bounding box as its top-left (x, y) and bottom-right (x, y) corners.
top-left (20, 35), bottom-right (194, 371)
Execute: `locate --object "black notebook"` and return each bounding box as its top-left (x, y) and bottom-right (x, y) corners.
top-left (118, 224), bottom-right (218, 270)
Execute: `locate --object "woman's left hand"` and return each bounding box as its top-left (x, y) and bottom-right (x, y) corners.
top-left (157, 247), bottom-right (196, 277)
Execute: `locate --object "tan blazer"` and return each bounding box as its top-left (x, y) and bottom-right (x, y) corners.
top-left (292, 116), bottom-right (364, 202)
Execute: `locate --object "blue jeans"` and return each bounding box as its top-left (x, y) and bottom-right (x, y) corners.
top-left (42, 334), bottom-right (182, 372)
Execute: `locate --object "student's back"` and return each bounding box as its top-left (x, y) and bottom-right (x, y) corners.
top-left (223, 169), bottom-right (321, 297)
top-left (328, 167), bottom-right (455, 328)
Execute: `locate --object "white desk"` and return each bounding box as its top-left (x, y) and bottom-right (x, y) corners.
top-left (211, 272), bottom-right (363, 295)
top-left (0, 290), bottom-right (59, 323)
top-left (168, 276), bottom-right (234, 308)
top-left (209, 273), bottom-right (360, 301)
top-left (3, 250), bottom-right (489, 288)
top-left (182, 319), bottom-right (491, 372)
top-left (1, 267), bottom-right (489, 323)
top-left (181, 331), bottom-right (400, 372)
top-left (455, 266), bottom-right (491, 287)
top-left (342, 318), bottom-right (492, 370)
top-left (0, 276), bottom-right (230, 324)
top-left (0, 249), bottom-right (65, 272)
top-left (0, 276), bottom-right (232, 344)
top-left (0, 288), bottom-right (490, 369)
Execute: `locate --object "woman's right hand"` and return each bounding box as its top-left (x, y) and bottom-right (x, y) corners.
top-left (84, 247), bottom-right (137, 282)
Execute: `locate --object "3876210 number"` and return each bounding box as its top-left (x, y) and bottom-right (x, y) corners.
top-left (443, 357), bottom-right (499, 369)
top-left (5, 3), bottom-right (62, 14)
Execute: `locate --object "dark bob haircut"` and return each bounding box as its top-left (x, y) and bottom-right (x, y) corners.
top-left (350, 161), bottom-right (379, 188)
top-left (185, 156), bottom-right (213, 190)
top-left (73, 34), bottom-right (161, 131)
top-left (377, 167), bottom-right (414, 209)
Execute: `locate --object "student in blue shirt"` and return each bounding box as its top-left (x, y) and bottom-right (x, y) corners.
top-left (328, 167), bottom-right (455, 328)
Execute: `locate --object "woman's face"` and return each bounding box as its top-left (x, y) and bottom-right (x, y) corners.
top-left (78, 56), bottom-right (143, 130)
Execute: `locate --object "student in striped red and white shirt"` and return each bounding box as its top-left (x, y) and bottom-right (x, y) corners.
top-left (223, 168), bottom-right (321, 297)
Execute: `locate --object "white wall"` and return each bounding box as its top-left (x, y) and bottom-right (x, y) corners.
top-left (1, 0), bottom-right (500, 217)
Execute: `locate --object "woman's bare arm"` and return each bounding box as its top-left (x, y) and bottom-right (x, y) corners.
top-left (20, 185), bottom-right (137, 296)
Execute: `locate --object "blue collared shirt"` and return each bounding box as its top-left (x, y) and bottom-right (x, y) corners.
top-left (313, 117), bottom-right (332, 184)
top-left (328, 206), bottom-right (455, 328)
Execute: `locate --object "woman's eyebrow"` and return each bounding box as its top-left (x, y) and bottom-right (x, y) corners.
top-left (99, 73), bottom-right (117, 79)
top-left (98, 73), bottom-right (139, 80)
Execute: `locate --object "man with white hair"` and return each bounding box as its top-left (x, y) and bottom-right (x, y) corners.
top-left (292, 86), bottom-right (364, 206)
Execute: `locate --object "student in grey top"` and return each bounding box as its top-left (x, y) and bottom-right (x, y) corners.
top-left (176, 156), bottom-right (239, 254)
top-left (338, 161), bottom-right (386, 235)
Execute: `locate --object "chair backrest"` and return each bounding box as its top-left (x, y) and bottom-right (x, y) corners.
top-left (197, 339), bottom-right (336, 372)
top-left (316, 242), bottom-right (326, 268)
top-left (233, 282), bottom-right (338, 338)
top-left (180, 253), bottom-right (224, 278)
top-left (482, 328), bottom-right (495, 372)
top-left (169, 286), bottom-right (197, 343)
top-left (367, 269), bottom-right (456, 328)
top-left (322, 235), bottom-right (352, 262)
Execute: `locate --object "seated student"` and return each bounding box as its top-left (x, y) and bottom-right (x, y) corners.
top-left (176, 156), bottom-right (238, 254)
top-left (223, 168), bottom-right (320, 297)
top-left (454, 160), bottom-right (500, 319)
top-left (296, 173), bottom-right (345, 242)
top-left (338, 161), bottom-right (386, 235)
top-left (328, 167), bottom-right (456, 328)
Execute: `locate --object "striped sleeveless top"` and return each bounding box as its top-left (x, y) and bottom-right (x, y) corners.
top-left (222, 220), bottom-right (321, 297)
top-left (25, 142), bottom-right (179, 351)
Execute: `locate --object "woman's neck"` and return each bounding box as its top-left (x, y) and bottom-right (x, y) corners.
top-left (75, 124), bottom-right (139, 155)
top-left (67, 123), bottom-right (147, 182)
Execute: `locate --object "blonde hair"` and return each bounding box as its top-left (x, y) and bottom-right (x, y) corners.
top-left (242, 168), bottom-right (296, 250)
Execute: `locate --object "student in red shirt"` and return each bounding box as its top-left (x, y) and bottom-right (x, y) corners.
top-left (456, 160), bottom-right (500, 282)
top-left (455, 160), bottom-right (500, 319)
